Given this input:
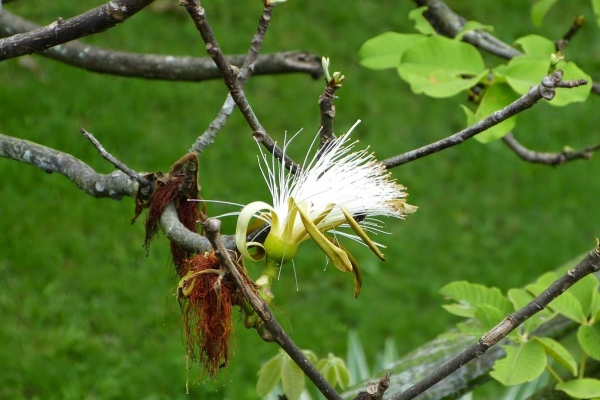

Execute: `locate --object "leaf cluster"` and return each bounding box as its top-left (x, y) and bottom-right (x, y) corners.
top-left (441, 269), bottom-right (600, 398)
top-left (359, 6), bottom-right (592, 143)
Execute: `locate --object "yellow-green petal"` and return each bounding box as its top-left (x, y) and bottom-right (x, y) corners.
top-left (294, 199), bottom-right (352, 273)
top-left (235, 201), bottom-right (274, 261)
top-left (340, 205), bottom-right (385, 261)
top-left (324, 235), bottom-right (363, 298)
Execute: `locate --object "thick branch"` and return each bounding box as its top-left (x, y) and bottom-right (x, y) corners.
top-left (391, 244), bottom-right (600, 400)
top-left (502, 132), bottom-right (600, 165)
top-left (181, 0), bottom-right (301, 174)
top-left (0, 132), bottom-right (138, 200)
top-left (202, 218), bottom-right (343, 400)
top-left (0, 9), bottom-right (322, 81)
top-left (0, 0), bottom-right (154, 61)
top-left (382, 72), bottom-right (587, 168)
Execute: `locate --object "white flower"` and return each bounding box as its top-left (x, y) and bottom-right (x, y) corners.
top-left (235, 120), bottom-right (416, 297)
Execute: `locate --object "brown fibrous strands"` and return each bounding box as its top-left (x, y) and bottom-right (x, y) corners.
top-left (179, 252), bottom-right (243, 378)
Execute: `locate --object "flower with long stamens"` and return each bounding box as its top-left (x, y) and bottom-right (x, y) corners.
top-left (235, 120), bottom-right (416, 299)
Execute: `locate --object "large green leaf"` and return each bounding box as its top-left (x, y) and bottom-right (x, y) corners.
top-left (514, 35), bottom-right (555, 59)
top-left (533, 337), bottom-right (577, 377)
top-left (397, 36), bottom-right (487, 98)
top-left (526, 283), bottom-right (586, 323)
top-left (556, 379), bottom-right (600, 398)
top-left (256, 352), bottom-right (285, 397)
top-left (578, 324), bottom-right (600, 361)
top-left (440, 281), bottom-right (512, 318)
top-left (569, 274), bottom-right (599, 317)
top-left (463, 82), bottom-right (519, 143)
top-left (474, 304), bottom-right (508, 331)
top-left (490, 340), bottom-right (547, 385)
top-left (359, 33), bottom-right (426, 70)
top-left (503, 58), bottom-right (591, 106)
top-left (531, 0), bottom-right (559, 27)
top-left (508, 288), bottom-right (554, 334)
top-left (408, 6), bottom-right (436, 35)
top-left (281, 357), bottom-right (305, 400)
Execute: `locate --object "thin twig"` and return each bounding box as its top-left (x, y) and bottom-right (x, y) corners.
top-left (318, 85), bottom-right (338, 148)
top-left (390, 243), bottom-right (600, 400)
top-left (382, 72), bottom-right (588, 169)
top-left (180, 0), bottom-right (301, 174)
top-left (80, 127), bottom-right (151, 188)
top-left (0, 0), bottom-right (154, 61)
top-left (556, 15), bottom-right (585, 51)
top-left (353, 374), bottom-right (391, 400)
top-left (201, 218), bottom-right (343, 400)
top-left (190, 4), bottom-right (276, 154)
top-left (502, 132), bottom-right (600, 165)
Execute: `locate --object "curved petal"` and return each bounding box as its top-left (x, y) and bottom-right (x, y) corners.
top-left (324, 234), bottom-right (363, 298)
top-left (294, 198), bottom-right (352, 273)
top-left (341, 205), bottom-right (385, 261)
top-left (235, 201), bottom-right (275, 261)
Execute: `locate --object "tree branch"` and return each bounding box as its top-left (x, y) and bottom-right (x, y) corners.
top-left (201, 217), bottom-right (343, 400)
top-left (81, 127), bottom-right (152, 188)
top-left (0, 0), bottom-right (155, 62)
top-left (180, 0), bottom-right (301, 174)
top-left (391, 242), bottom-right (600, 400)
top-left (381, 72), bottom-right (587, 169)
top-left (189, 3), bottom-right (276, 154)
top-left (0, 132), bottom-right (138, 200)
top-left (502, 132), bottom-right (600, 165)
top-left (0, 9), bottom-right (322, 81)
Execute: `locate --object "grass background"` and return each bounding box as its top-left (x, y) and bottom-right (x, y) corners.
top-left (1, 1), bottom-right (600, 399)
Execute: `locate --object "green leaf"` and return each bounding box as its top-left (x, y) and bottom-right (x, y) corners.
top-left (465, 83), bottom-right (519, 143)
top-left (302, 349), bottom-right (318, 365)
top-left (526, 283), bottom-right (586, 323)
top-left (397, 36), bottom-right (487, 98)
top-left (504, 59), bottom-right (548, 95)
top-left (531, 0), bottom-right (559, 27)
top-left (454, 21), bottom-right (494, 41)
top-left (536, 271), bottom-right (559, 286)
top-left (359, 32), bottom-right (426, 70)
top-left (533, 337), bottom-right (577, 377)
top-left (578, 324), bottom-right (600, 361)
top-left (440, 281), bottom-right (512, 318)
top-left (508, 288), bottom-right (554, 334)
top-left (408, 6), bottom-right (436, 35)
top-left (569, 274), bottom-right (599, 317)
top-left (503, 58), bottom-right (591, 106)
top-left (593, 0), bottom-right (600, 28)
top-left (490, 340), bottom-right (546, 385)
top-left (474, 304), bottom-right (506, 331)
top-left (256, 352), bottom-right (285, 397)
top-left (556, 378), bottom-right (600, 398)
top-left (281, 357), bottom-right (305, 400)
top-left (316, 354), bottom-right (351, 390)
top-left (514, 35), bottom-right (555, 60)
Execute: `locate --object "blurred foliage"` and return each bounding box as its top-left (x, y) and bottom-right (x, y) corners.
top-left (1, 0), bottom-right (600, 399)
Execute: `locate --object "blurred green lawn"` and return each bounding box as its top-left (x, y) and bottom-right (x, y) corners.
top-left (1, 1), bottom-right (600, 399)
